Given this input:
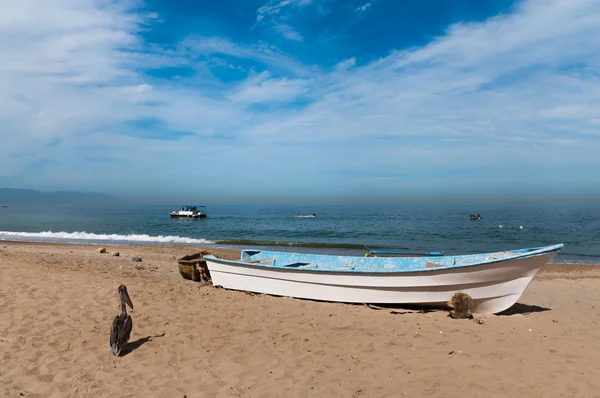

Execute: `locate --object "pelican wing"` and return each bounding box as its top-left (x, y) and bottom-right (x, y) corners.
top-left (110, 313), bottom-right (133, 356)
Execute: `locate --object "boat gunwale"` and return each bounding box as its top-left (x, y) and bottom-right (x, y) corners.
top-left (203, 244), bottom-right (564, 274)
top-left (366, 250), bottom-right (444, 256)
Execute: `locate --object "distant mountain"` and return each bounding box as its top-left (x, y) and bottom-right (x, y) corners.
top-left (0, 188), bottom-right (122, 205)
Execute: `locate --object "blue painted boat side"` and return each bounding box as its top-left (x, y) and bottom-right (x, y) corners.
top-left (203, 244), bottom-right (564, 274)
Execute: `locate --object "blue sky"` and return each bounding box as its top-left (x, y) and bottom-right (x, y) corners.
top-left (1, 0), bottom-right (599, 203)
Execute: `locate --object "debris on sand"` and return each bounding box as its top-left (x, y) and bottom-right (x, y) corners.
top-left (447, 292), bottom-right (474, 319)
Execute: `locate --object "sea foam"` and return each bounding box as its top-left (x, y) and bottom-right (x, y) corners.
top-left (0, 230), bottom-right (213, 245)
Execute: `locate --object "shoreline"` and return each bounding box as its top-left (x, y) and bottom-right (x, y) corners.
top-left (2, 240), bottom-right (600, 397)
top-left (2, 240), bottom-right (599, 279)
top-left (0, 238), bottom-right (597, 266)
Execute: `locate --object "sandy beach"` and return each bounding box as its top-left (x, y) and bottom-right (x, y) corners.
top-left (2, 241), bottom-right (600, 398)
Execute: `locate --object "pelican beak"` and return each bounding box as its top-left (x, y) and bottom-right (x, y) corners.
top-left (122, 287), bottom-right (134, 310)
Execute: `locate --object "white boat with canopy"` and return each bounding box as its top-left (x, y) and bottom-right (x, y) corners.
top-left (169, 205), bottom-right (207, 218)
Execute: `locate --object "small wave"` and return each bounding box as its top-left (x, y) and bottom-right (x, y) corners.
top-left (0, 230), bottom-right (214, 245)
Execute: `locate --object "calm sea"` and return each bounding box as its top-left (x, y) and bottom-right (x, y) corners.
top-left (1, 203), bottom-right (598, 263)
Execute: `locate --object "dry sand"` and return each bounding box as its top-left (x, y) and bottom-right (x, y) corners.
top-left (1, 241), bottom-right (600, 398)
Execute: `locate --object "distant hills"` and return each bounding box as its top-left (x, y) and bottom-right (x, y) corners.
top-left (0, 188), bottom-right (121, 205)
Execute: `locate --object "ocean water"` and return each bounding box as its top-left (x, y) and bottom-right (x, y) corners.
top-left (0, 202), bottom-right (599, 263)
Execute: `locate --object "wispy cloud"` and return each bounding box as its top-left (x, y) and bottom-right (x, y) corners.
top-left (2, 0), bottom-right (600, 200)
top-left (335, 57), bottom-right (356, 70)
top-left (356, 2), bottom-right (372, 12)
top-left (254, 0), bottom-right (313, 41)
top-left (180, 36), bottom-right (312, 76)
top-left (0, 0), bottom-right (152, 176)
top-left (228, 71), bottom-right (309, 103)
top-left (256, 0), bottom-right (313, 21)
top-left (273, 23), bottom-right (304, 41)
top-left (123, 118), bottom-right (196, 140)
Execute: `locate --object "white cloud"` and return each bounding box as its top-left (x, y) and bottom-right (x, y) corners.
top-left (356, 2), bottom-right (372, 12)
top-left (257, 0), bottom-right (294, 18)
top-left (229, 71), bottom-right (309, 103)
top-left (181, 36), bottom-right (311, 76)
top-left (254, 0), bottom-right (312, 41)
top-left (123, 84), bottom-right (153, 93)
top-left (2, 0), bottom-right (600, 199)
top-left (256, 0), bottom-right (313, 20)
top-left (335, 57), bottom-right (356, 70)
top-left (273, 23), bottom-right (304, 41)
top-left (0, 0), bottom-right (144, 170)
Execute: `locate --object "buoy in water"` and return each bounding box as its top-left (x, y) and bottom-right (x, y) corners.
top-left (499, 225), bottom-right (503, 229)
top-left (519, 226), bottom-right (523, 230)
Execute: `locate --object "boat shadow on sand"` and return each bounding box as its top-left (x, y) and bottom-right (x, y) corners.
top-left (363, 302), bottom-right (551, 316)
top-left (359, 303), bottom-right (551, 316)
top-left (495, 303), bottom-right (551, 316)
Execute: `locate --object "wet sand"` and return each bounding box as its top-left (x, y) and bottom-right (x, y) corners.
top-left (1, 241), bottom-right (600, 397)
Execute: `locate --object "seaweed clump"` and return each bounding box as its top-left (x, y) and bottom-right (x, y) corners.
top-left (447, 292), bottom-right (474, 319)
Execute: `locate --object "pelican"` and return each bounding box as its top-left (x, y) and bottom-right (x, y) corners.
top-left (110, 284), bottom-right (134, 356)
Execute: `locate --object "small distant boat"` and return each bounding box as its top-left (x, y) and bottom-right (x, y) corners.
top-left (365, 250), bottom-right (444, 257)
top-left (204, 244), bottom-right (563, 314)
top-left (1, 205), bottom-right (7, 208)
top-left (294, 213), bottom-right (317, 218)
top-left (470, 213), bottom-right (482, 220)
top-left (170, 205), bottom-right (207, 218)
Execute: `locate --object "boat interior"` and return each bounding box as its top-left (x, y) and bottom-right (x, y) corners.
top-left (214, 244), bottom-right (565, 273)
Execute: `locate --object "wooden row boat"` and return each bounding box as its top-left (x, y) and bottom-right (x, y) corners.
top-left (203, 244), bottom-right (563, 314)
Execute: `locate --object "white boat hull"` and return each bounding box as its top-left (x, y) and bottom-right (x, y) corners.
top-left (170, 213), bottom-right (206, 218)
top-left (205, 252), bottom-right (557, 314)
